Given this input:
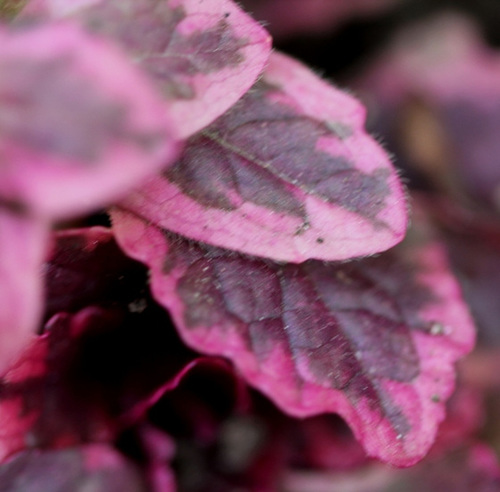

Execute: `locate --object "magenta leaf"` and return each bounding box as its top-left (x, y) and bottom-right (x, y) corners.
top-left (0, 303), bottom-right (197, 461)
top-left (118, 51), bottom-right (408, 262)
top-left (0, 445), bottom-right (150, 492)
top-left (21, 0), bottom-right (272, 138)
top-left (0, 224), bottom-right (200, 461)
top-left (0, 213), bottom-right (48, 375)
top-left (0, 21), bottom-right (180, 220)
top-left (112, 209), bottom-right (475, 465)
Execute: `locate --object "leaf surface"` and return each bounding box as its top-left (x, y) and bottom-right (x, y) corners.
top-left (120, 51), bottom-right (407, 262)
top-left (0, 21), bottom-right (180, 220)
top-left (112, 208), bottom-right (475, 465)
top-left (21, 0), bottom-right (272, 138)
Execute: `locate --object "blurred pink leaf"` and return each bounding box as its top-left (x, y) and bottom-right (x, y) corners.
top-left (357, 13), bottom-right (500, 211)
top-left (111, 209), bottom-right (475, 465)
top-left (0, 213), bottom-right (47, 376)
top-left (0, 21), bottom-right (180, 221)
top-left (21, 0), bottom-right (272, 138)
top-left (284, 443), bottom-right (500, 492)
top-left (118, 51), bottom-right (408, 262)
top-left (0, 444), bottom-right (150, 491)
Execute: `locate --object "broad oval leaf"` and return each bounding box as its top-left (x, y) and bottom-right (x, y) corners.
top-left (112, 208), bottom-right (475, 466)
top-left (21, 0), bottom-right (272, 138)
top-left (0, 21), bottom-right (180, 220)
top-left (119, 51), bottom-right (408, 262)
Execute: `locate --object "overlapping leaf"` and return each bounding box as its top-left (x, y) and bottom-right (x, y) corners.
top-left (112, 209), bottom-right (475, 465)
top-left (0, 20), bottom-right (180, 373)
top-left (0, 21), bottom-right (179, 220)
top-left (21, 0), bottom-right (272, 138)
top-left (119, 51), bottom-right (408, 262)
top-left (0, 227), bottom-right (199, 461)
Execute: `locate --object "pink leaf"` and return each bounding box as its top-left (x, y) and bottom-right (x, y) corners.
top-left (0, 212), bottom-right (48, 375)
top-left (21, 0), bottom-right (272, 138)
top-left (0, 21), bottom-right (180, 220)
top-left (112, 209), bottom-right (475, 466)
top-left (118, 51), bottom-right (408, 262)
top-left (0, 444), bottom-right (150, 491)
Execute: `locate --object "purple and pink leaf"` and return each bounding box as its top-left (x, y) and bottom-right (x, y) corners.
top-left (0, 18), bottom-right (180, 372)
top-left (0, 20), bottom-right (179, 220)
top-left (112, 209), bottom-right (475, 466)
top-left (118, 51), bottom-right (408, 262)
top-left (20, 0), bottom-right (272, 138)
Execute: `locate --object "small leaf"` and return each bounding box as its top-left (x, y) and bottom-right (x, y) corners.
top-left (21, 0), bottom-right (272, 138)
top-left (112, 209), bottom-right (475, 465)
top-left (119, 52), bottom-right (407, 262)
top-left (0, 21), bottom-right (180, 220)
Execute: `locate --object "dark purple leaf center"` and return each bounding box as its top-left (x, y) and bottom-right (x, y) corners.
top-left (79, 0), bottom-right (248, 100)
top-left (163, 234), bottom-right (437, 435)
top-left (166, 82), bottom-right (391, 219)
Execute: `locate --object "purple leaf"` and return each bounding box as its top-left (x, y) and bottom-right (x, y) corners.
top-left (21, 0), bottom-right (272, 138)
top-left (0, 212), bottom-right (48, 375)
top-left (118, 51), bottom-right (408, 262)
top-left (43, 227), bottom-right (147, 319)
top-left (0, 300), bottom-right (194, 460)
top-left (0, 445), bottom-right (150, 492)
top-left (112, 209), bottom-right (475, 466)
top-left (0, 21), bottom-right (180, 220)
